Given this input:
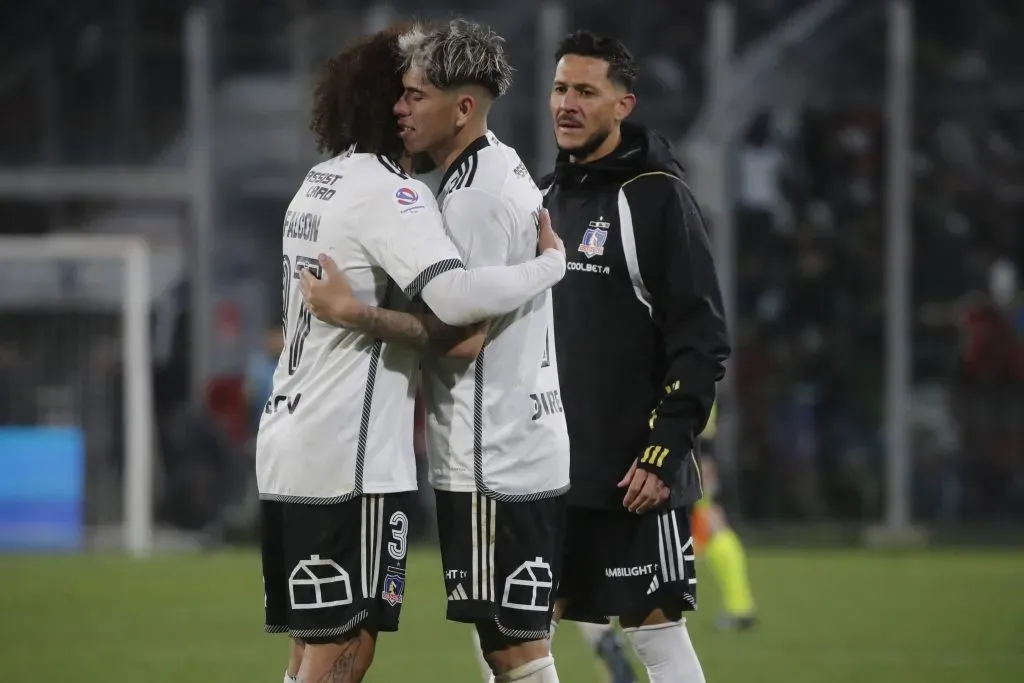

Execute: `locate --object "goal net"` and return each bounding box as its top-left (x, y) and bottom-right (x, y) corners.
top-left (0, 234), bottom-right (154, 557)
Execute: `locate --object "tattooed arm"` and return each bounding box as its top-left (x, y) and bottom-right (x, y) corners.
top-left (299, 253), bottom-right (486, 358)
top-left (342, 304), bottom-right (486, 359)
top-left (345, 305), bottom-right (430, 348)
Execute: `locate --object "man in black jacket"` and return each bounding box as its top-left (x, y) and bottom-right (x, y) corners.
top-left (543, 31), bottom-right (729, 683)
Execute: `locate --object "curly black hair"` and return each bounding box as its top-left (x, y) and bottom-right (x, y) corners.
top-left (310, 23), bottom-right (417, 159)
top-left (555, 29), bottom-right (637, 91)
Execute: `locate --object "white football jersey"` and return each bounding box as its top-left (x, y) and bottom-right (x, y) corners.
top-left (257, 149), bottom-right (464, 503)
top-left (420, 133), bottom-right (571, 501)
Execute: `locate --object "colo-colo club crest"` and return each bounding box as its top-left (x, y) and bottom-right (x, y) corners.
top-left (578, 218), bottom-right (609, 258)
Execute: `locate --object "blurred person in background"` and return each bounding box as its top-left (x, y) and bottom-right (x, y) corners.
top-left (0, 341), bottom-right (38, 425)
top-left (244, 324), bottom-right (284, 445)
top-left (737, 112), bottom-right (787, 250)
top-left (690, 402), bottom-right (757, 631)
top-left (954, 256), bottom-right (1024, 517)
top-left (542, 30), bottom-right (729, 683)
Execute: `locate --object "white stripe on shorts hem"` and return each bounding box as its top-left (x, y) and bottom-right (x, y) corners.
top-left (658, 511), bottom-right (678, 582)
top-left (471, 492), bottom-right (497, 601)
top-left (360, 495), bottom-right (385, 599)
top-left (669, 509), bottom-right (697, 585)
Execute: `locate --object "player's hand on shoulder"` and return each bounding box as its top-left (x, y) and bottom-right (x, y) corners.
top-left (617, 458), bottom-right (670, 514)
top-left (299, 253), bottom-right (363, 328)
top-left (536, 208), bottom-right (564, 258)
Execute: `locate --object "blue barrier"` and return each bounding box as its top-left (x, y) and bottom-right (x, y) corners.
top-left (0, 427), bottom-right (85, 551)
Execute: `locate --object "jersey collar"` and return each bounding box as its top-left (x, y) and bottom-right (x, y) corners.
top-left (438, 134), bottom-right (491, 193)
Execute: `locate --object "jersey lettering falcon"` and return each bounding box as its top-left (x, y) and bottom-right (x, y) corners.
top-left (420, 133), bottom-right (570, 500)
top-left (257, 149), bottom-right (463, 503)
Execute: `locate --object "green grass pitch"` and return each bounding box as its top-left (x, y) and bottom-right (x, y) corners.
top-left (1, 548), bottom-right (1021, 682)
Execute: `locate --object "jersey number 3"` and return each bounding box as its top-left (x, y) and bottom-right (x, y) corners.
top-left (388, 511), bottom-right (408, 560)
top-left (281, 255), bottom-right (322, 375)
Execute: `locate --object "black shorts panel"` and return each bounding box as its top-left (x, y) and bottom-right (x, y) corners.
top-left (434, 490), bottom-right (566, 642)
top-left (260, 494), bottom-right (413, 642)
top-left (558, 505), bottom-right (697, 624)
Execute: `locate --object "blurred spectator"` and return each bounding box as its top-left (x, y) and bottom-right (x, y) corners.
top-left (0, 342), bottom-right (38, 426)
top-left (3, 0), bottom-right (1023, 530)
top-left (245, 324), bottom-right (284, 438)
top-left (737, 112), bottom-right (787, 240)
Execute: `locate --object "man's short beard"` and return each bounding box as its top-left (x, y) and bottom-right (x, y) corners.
top-left (557, 126), bottom-right (612, 161)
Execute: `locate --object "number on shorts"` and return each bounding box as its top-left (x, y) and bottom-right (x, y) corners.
top-left (388, 511), bottom-right (408, 560)
top-left (540, 329), bottom-right (550, 368)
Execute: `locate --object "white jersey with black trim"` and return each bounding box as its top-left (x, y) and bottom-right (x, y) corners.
top-left (421, 132), bottom-right (571, 501)
top-left (257, 149), bottom-right (463, 503)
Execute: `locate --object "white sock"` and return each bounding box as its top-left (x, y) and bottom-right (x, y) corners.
top-left (283, 672), bottom-right (298, 683)
top-left (575, 620), bottom-right (615, 649)
top-left (474, 624), bottom-right (560, 683)
top-left (495, 655), bottom-right (559, 682)
top-left (624, 619), bottom-right (705, 683)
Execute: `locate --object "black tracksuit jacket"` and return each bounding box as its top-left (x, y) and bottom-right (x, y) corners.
top-left (542, 122), bottom-right (730, 510)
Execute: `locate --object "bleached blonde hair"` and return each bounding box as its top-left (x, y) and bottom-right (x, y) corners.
top-left (398, 19), bottom-right (514, 98)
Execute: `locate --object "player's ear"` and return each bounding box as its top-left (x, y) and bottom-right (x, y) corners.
top-left (615, 92), bottom-right (636, 123)
top-left (455, 92), bottom-right (476, 126)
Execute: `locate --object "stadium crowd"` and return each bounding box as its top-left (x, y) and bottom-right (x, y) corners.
top-left (0, 0), bottom-right (1022, 534)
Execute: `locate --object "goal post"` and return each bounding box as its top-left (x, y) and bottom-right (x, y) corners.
top-left (0, 234), bottom-right (155, 558)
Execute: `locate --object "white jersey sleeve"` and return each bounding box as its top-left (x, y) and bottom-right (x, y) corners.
top-left (420, 251), bottom-right (563, 327)
top-left (359, 179), bottom-right (564, 327)
top-left (441, 187), bottom-right (515, 268)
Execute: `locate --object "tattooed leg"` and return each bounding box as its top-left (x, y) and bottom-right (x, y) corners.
top-left (298, 629), bottom-right (377, 683)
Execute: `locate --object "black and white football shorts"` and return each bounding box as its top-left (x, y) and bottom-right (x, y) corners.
top-left (434, 490), bottom-right (567, 643)
top-left (558, 504), bottom-right (697, 624)
top-left (260, 493), bottom-right (414, 644)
